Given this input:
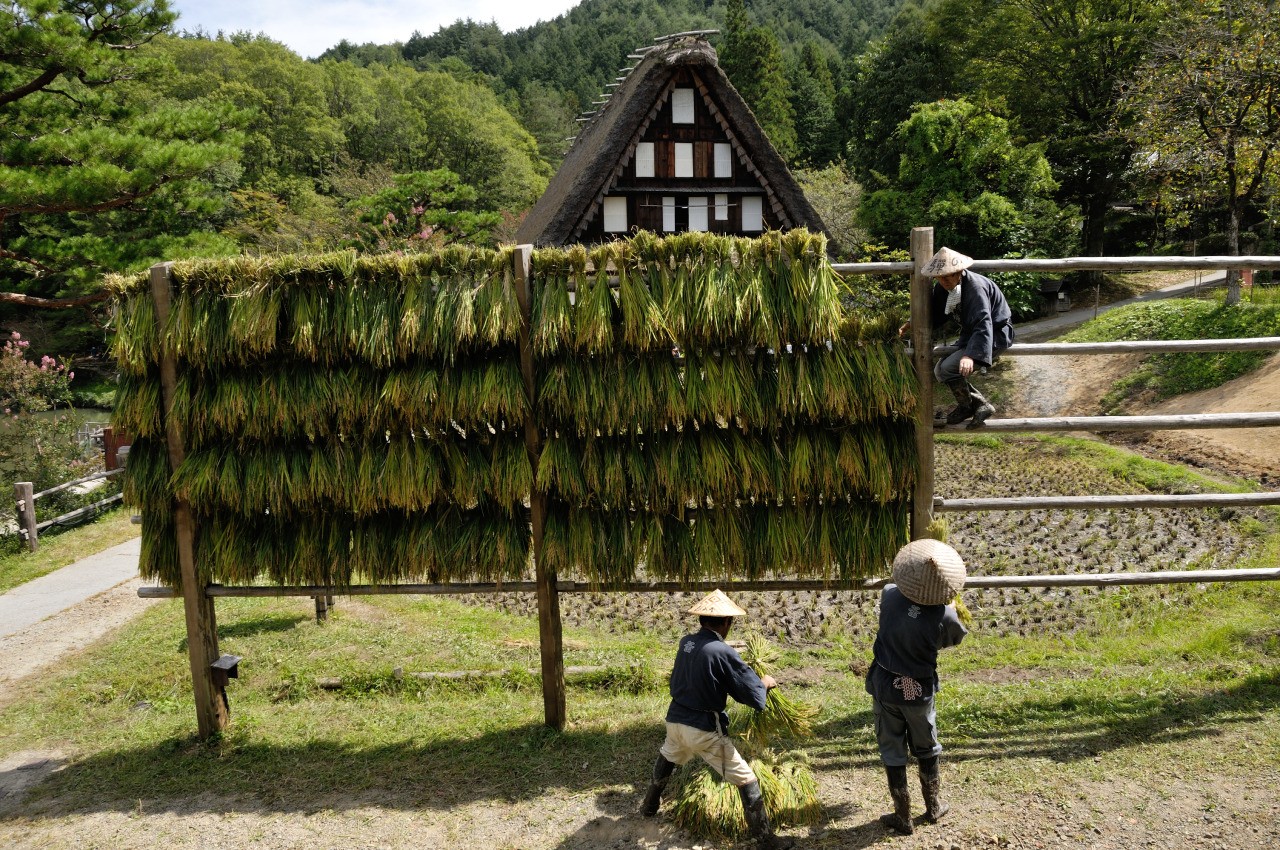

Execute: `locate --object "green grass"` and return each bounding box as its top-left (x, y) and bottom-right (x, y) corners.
top-left (0, 507), bottom-right (139, 593)
top-left (1060, 296), bottom-right (1280, 411)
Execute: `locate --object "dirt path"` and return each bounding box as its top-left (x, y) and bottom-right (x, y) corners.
top-left (2, 752), bottom-right (1275, 849)
top-left (1002, 349), bottom-right (1280, 484)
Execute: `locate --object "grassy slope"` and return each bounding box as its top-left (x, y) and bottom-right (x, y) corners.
top-left (0, 508), bottom-right (139, 594)
top-left (1060, 291), bottom-right (1280, 412)
top-left (0, 436), bottom-right (1276, 816)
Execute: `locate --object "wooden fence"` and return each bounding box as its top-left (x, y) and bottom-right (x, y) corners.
top-left (135, 237), bottom-right (1280, 737)
top-left (13, 468), bottom-right (124, 553)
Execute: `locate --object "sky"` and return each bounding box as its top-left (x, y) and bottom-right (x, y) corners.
top-left (168, 1), bottom-right (582, 59)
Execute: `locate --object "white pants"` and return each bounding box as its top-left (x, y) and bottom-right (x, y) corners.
top-left (659, 721), bottom-right (757, 787)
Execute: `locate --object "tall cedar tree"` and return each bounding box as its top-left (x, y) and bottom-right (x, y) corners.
top-left (933, 0), bottom-right (1162, 265)
top-left (0, 1), bottom-right (240, 311)
top-left (720, 0), bottom-right (798, 161)
top-left (1121, 0), bottom-right (1280, 304)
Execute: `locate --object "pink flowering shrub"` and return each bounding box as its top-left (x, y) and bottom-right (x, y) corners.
top-left (0, 334), bottom-right (101, 536)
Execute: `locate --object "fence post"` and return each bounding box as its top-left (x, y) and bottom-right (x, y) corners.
top-left (150, 261), bottom-right (229, 739)
top-left (14, 482), bottom-right (38, 553)
top-left (513, 243), bottom-right (566, 731)
top-left (910, 227), bottom-right (935, 540)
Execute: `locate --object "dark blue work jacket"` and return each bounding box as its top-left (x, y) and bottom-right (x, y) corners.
top-left (929, 269), bottom-right (1015, 367)
top-left (865, 584), bottom-right (967, 705)
top-left (665, 627), bottom-right (768, 733)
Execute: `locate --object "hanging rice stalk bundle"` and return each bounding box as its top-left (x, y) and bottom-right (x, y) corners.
top-left (532, 249), bottom-right (573, 355)
top-left (576, 245), bottom-right (616, 353)
top-left (138, 506), bottom-right (179, 587)
top-left (121, 437), bottom-right (173, 514)
top-left (110, 288), bottom-right (160, 375)
top-left (112, 371), bottom-right (163, 440)
top-left (611, 240), bottom-right (670, 352)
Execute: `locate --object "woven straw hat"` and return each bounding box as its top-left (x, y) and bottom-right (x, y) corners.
top-left (687, 589), bottom-right (747, 617)
top-left (922, 247), bottom-right (973, 277)
top-left (891, 539), bottom-right (967, 606)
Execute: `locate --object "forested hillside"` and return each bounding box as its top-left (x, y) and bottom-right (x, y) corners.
top-left (324, 0), bottom-right (905, 109)
top-left (2, 0), bottom-right (1278, 364)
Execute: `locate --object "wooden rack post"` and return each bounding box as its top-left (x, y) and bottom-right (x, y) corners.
top-left (909, 227), bottom-right (935, 539)
top-left (150, 261), bottom-right (229, 739)
top-left (514, 244), bottom-right (566, 730)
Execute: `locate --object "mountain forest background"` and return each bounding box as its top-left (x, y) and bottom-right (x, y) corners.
top-left (2, 0), bottom-right (1279, 374)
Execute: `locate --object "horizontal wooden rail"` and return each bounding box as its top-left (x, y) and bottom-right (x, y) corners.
top-left (832, 255), bottom-right (1280, 276)
top-left (966, 411), bottom-right (1280, 432)
top-left (911, 337), bottom-right (1280, 357)
top-left (31, 467), bottom-right (123, 501)
top-left (935, 492), bottom-right (1280, 512)
top-left (137, 567), bottom-right (1280, 600)
top-left (34, 492), bottom-right (124, 531)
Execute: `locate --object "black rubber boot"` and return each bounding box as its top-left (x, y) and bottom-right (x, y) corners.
top-left (966, 386), bottom-right (996, 429)
top-left (879, 765), bottom-right (914, 834)
top-left (943, 378), bottom-right (976, 426)
top-left (738, 780), bottom-right (794, 849)
top-left (639, 754), bottom-right (676, 816)
top-left (918, 756), bottom-right (950, 823)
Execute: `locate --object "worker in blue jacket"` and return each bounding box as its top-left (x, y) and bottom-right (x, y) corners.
top-left (639, 589), bottom-right (793, 850)
top-left (868, 539), bottom-right (969, 835)
top-left (905, 247), bottom-right (1016, 428)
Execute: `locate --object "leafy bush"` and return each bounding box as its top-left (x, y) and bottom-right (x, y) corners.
top-left (1062, 298), bottom-right (1280, 409)
top-left (0, 334), bottom-right (104, 539)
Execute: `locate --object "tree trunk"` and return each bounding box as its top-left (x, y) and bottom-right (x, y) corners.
top-left (1225, 193), bottom-right (1241, 307)
top-left (1224, 139), bottom-right (1241, 306)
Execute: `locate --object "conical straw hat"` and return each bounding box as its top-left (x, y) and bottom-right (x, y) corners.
top-left (687, 589), bottom-right (747, 617)
top-left (891, 539), bottom-right (967, 606)
top-left (922, 247), bottom-right (973, 276)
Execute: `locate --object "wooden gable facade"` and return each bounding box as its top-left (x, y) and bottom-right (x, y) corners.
top-left (516, 35), bottom-right (829, 248)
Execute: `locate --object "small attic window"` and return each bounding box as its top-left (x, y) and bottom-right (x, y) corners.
top-left (603, 197), bottom-right (628, 232)
top-left (672, 89), bottom-right (695, 123)
top-left (635, 142), bottom-right (655, 178)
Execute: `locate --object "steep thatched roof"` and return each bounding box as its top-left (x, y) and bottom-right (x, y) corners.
top-left (515, 36), bottom-right (828, 247)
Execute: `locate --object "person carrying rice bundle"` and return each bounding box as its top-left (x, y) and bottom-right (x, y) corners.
top-left (639, 589), bottom-right (794, 850)
top-left (867, 539), bottom-right (969, 835)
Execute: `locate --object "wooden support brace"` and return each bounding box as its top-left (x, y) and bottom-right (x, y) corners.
top-left (909, 227), bottom-right (935, 540)
top-left (514, 244), bottom-right (566, 730)
top-left (150, 261), bottom-right (228, 739)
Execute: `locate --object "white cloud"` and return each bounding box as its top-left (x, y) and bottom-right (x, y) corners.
top-left (170, 0), bottom-right (580, 58)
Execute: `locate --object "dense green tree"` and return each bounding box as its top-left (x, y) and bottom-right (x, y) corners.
top-left (932, 0), bottom-right (1163, 261)
top-left (721, 0), bottom-right (798, 159)
top-left (788, 43), bottom-right (840, 165)
top-left (839, 5), bottom-right (954, 186)
top-left (1121, 0), bottom-right (1280, 304)
top-left (0, 1), bottom-right (242, 317)
top-left (859, 99), bottom-right (1077, 264)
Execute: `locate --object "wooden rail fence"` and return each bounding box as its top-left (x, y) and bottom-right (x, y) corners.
top-left (13, 468), bottom-right (124, 553)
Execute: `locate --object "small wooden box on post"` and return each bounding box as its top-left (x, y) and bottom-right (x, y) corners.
top-left (512, 244), bottom-right (567, 730)
top-left (909, 227), bottom-right (935, 540)
top-left (149, 261), bottom-right (229, 739)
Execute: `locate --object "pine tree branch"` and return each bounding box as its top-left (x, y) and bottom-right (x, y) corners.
top-left (0, 67), bottom-right (66, 108)
top-left (0, 289), bottom-right (112, 309)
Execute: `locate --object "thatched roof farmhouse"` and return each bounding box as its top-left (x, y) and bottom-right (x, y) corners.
top-left (516, 33), bottom-right (829, 247)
